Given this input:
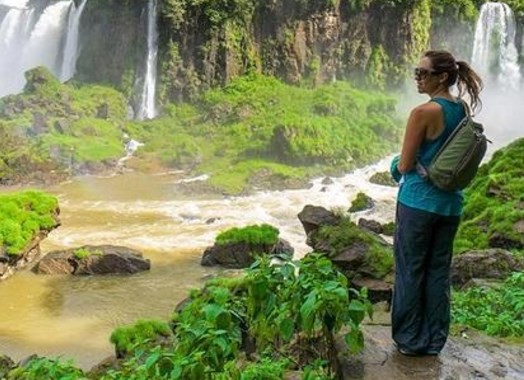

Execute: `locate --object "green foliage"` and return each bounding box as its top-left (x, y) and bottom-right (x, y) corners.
top-left (215, 224), bottom-right (279, 246)
top-left (454, 138), bottom-right (524, 253)
top-left (128, 74), bottom-right (402, 194)
top-left (0, 68), bottom-right (128, 180)
top-left (110, 320), bottom-right (173, 357)
top-left (6, 357), bottom-right (85, 380)
top-left (0, 191), bottom-right (58, 255)
top-left (452, 272), bottom-right (524, 337)
top-left (102, 254), bottom-right (370, 379)
top-left (366, 45), bottom-right (390, 90)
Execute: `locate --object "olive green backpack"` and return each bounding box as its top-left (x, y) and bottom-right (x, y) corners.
top-left (418, 101), bottom-right (490, 191)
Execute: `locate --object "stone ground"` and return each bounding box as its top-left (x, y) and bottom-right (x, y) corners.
top-left (337, 312), bottom-right (524, 380)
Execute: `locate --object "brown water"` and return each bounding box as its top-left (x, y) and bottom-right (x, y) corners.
top-left (0, 163), bottom-right (397, 370)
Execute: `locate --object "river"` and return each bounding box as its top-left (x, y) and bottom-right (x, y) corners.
top-left (0, 158), bottom-right (398, 369)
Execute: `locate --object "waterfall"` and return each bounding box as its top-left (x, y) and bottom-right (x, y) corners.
top-left (60, 0), bottom-right (88, 81)
top-left (0, 0), bottom-right (86, 97)
top-left (471, 2), bottom-right (521, 89)
top-left (136, 0), bottom-right (159, 120)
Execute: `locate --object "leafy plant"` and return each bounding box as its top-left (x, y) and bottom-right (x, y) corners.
top-left (452, 272), bottom-right (524, 337)
top-left (6, 357), bottom-right (85, 380)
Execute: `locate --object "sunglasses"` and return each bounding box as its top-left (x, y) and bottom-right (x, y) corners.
top-left (414, 67), bottom-right (441, 80)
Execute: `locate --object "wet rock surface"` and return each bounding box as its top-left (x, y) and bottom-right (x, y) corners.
top-left (33, 245), bottom-right (150, 275)
top-left (337, 317), bottom-right (524, 380)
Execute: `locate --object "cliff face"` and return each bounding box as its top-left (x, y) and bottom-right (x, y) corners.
top-left (157, 0), bottom-right (431, 101)
top-left (75, 0), bottom-right (432, 102)
top-left (76, 0), bottom-right (148, 96)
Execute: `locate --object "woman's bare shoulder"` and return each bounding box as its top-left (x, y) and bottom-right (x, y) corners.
top-left (410, 102), bottom-right (442, 118)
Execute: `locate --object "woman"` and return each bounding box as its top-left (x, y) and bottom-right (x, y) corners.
top-left (390, 50), bottom-right (483, 356)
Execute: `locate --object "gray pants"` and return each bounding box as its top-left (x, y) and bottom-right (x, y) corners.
top-left (392, 202), bottom-right (460, 353)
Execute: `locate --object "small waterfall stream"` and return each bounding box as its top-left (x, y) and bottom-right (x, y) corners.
top-left (135, 0), bottom-right (159, 120)
top-left (60, 0), bottom-right (87, 81)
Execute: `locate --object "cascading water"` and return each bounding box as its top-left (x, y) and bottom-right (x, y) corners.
top-left (135, 0), bottom-right (158, 120)
top-left (471, 2), bottom-right (521, 89)
top-left (0, 0), bottom-right (87, 97)
top-left (60, 0), bottom-right (87, 81)
top-left (469, 2), bottom-right (523, 150)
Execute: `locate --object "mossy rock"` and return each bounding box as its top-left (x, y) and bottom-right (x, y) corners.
top-left (312, 216), bottom-right (394, 279)
top-left (369, 171), bottom-right (397, 187)
top-left (455, 138), bottom-right (524, 254)
top-left (349, 192), bottom-right (374, 213)
top-left (0, 190), bottom-right (59, 256)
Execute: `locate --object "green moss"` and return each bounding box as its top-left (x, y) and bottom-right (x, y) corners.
top-left (0, 191), bottom-right (59, 255)
top-left (73, 247), bottom-right (103, 260)
top-left (316, 217), bottom-right (394, 278)
top-left (215, 224), bottom-right (279, 246)
top-left (110, 319), bottom-right (172, 357)
top-left (454, 138), bottom-right (524, 254)
top-left (349, 192), bottom-right (373, 213)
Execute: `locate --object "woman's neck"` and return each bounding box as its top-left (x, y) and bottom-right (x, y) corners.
top-left (429, 88), bottom-right (453, 100)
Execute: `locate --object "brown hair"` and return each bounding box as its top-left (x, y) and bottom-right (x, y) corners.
top-left (424, 50), bottom-right (483, 113)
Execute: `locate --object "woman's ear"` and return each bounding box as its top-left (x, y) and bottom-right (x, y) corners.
top-left (439, 72), bottom-right (449, 84)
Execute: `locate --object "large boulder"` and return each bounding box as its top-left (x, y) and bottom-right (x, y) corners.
top-left (33, 245), bottom-right (150, 275)
top-left (298, 205), bottom-right (394, 304)
top-left (450, 249), bottom-right (524, 288)
top-left (201, 238), bottom-right (294, 269)
top-left (298, 204), bottom-right (340, 238)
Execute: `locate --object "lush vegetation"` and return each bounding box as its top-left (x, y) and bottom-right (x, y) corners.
top-left (454, 138), bottom-right (524, 254)
top-left (452, 272), bottom-right (524, 337)
top-left (215, 224), bottom-right (279, 246)
top-left (110, 320), bottom-right (173, 358)
top-left (1, 68), bottom-right (402, 193)
top-left (0, 190), bottom-right (58, 255)
top-left (126, 74), bottom-right (403, 193)
top-left (5, 254), bottom-right (372, 379)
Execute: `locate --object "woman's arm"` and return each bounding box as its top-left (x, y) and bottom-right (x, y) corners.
top-left (398, 106), bottom-right (429, 174)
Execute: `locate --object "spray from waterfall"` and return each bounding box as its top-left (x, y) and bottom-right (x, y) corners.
top-left (469, 2), bottom-right (524, 151)
top-left (471, 2), bottom-right (521, 89)
top-left (0, 0), bottom-right (87, 97)
top-left (135, 0), bottom-right (159, 120)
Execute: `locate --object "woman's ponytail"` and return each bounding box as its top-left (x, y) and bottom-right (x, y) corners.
top-left (456, 61), bottom-right (483, 113)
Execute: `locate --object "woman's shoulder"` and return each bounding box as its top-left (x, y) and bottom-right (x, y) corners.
top-left (410, 102), bottom-right (442, 119)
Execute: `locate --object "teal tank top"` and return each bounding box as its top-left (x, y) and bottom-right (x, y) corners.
top-left (398, 98), bottom-right (466, 216)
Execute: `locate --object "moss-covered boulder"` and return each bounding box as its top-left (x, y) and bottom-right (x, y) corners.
top-left (201, 224), bottom-right (293, 268)
top-left (450, 249), bottom-right (524, 288)
top-left (349, 192), bottom-right (375, 213)
top-left (369, 171), bottom-right (397, 187)
top-left (455, 138), bottom-right (524, 254)
top-left (298, 205), bottom-right (394, 303)
top-left (0, 190), bottom-right (60, 280)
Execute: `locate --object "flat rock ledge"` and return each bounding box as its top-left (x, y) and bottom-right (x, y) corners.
top-left (33, 245), bottom-right (150, 275)
top-left (336, 316), bottom-right (524, 380)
